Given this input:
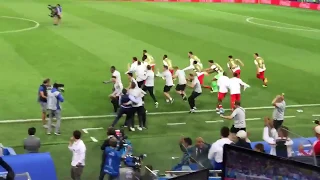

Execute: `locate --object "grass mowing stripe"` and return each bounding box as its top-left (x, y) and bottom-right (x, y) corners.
top-left (0, 104), bottom-right (318, 123)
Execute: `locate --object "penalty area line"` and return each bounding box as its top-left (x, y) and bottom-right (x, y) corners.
top-left (0, 104), bottom-right (318, 124)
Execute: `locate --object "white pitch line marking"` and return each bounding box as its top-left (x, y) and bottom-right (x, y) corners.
top-left (246, 17), bottom-right (319, 32)
top-left (82, 127), bottom-right (104, 134)
top-left (167, 123), bottom-right (186, 126)
top-left (0, 104), bottom-right (317, 123)
top-left (204, 8), bottom-right (320, 32)
top-left (205, 116), bottom-right (296, 123)
top-left (90, 137), bottom-right (98, 142)
top-left (312, 115), bottom-right (320, 117)
top-left (0, 16), bottom-right (40, 34)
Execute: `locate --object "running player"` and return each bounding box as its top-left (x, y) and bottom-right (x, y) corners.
top-left (162, 65), bottom-right (174, 103)
top-left (254, 53), bottom-right (268, 87)
top-left (206, 60), bottom-right (224, 93)
top-left (216, 72), bottom-right (229, 114)
top-left (227, 56), bottom-right (244, 78)
top-left (229, 73), bottom-right (250, 111)
top-left (173, 66), bottom-right (187, 101)
top-left (163, 55), bottom-right (174, 75)
top-left (184, 61), bottom-right (211, 89)
top-left (143, 50), bottom-right (155, 71)
top-left (188, 51), bottom-right (202, 69)
top-left (127, 57), bottom-right (138, 73)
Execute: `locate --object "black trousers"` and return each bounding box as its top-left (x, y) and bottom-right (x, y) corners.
top-left (111, 107), bottom-right (134, 127)
top-left (188, 91), bottom-right (201, 109)
top-left (143, 86), bottom-right (157, 103)
top-left (133, 106), bottom-right (147, 128)
top-left (110, 97), bottom-right (119, 113)
top-left (137, 81), bottom-right (144, 88)
top-left (273, 120), bottom-right (284, 130)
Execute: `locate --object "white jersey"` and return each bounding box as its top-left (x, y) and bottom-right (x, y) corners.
top-left (135, 65), bottom-right (146, 82)
top-left (229, 77), bottom-right (250, 95)
top-left (112, 70), bottom-right (122, 84)
top-left (174, 70), bottom-right (187, 85)
top-left (145, 70), bottom-right (154, 87)
top-left (130, 77), bottom-right (138, 88)
top-left (162, 70), bottom-right (174, 86)
top-left (129, 61), bottom-right (138, 72)
top-left (112, 81), bottom-right (123, 97)
top-left (192, 78), bottom-right (202, 93)
top-left (217, 75), bottom-right (229, 93)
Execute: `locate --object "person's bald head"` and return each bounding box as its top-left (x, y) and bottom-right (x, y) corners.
top-left (195, 137), bottom-right (204, 148)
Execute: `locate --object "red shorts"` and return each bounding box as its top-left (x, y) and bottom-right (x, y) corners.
top-left (234, 70), bottom-right (241, 78)
top-left (257, 71), bottom-right (265, 80)
top-left (169, 69), bottom-right (174, 75)
top-left (218, 92), bottom-right (227, 100)
top-left (197, 73), bottom-right (205, 85)
top-left (151, 64), bottom-right (155, 71)
top-left (231, 94), bottom-right (241, 102)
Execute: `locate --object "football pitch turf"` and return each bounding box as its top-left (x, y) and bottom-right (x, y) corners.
top-left (1, 0), bottom-right (320, 179)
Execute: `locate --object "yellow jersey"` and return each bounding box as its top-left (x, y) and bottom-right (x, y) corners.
top-left (254, 57), bottom-right (266, 72)
top-left (145, 53), bottom-right (155, 65)
top-left (227, 59), bottom-right (241, 72)
top-left (211, 63), bottom-right (223, 73)
top-left (163, 58), bottom-right (172, 69)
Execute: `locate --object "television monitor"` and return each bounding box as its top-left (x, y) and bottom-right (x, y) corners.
top-left (222, 144), bottom-right (320, 180)
top-left (169, 169), bottom-right (209, 180)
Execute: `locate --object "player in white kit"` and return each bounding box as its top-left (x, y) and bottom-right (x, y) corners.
top-left (229, 73), bottom-right (250, 111)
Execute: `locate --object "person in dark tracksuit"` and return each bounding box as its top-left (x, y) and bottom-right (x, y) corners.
top-left (111, 89), bottom-right (138, 129)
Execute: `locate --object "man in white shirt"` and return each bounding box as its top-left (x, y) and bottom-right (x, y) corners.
top-left (109, 76), bottom-right (123, 113)
top-left (129, 82), bottom-right (147, 131)
top-left (103, 66), bottom-right (122, 85)
top-left (173, 66), bottom-right (187, 101)
top-left (162, 65), bottom-right (174, 104)
top-left (229, 73), bottom-right (250, 111)
top-left (126, 72), bottom-right (138, 89)
top-left (187, 73), bottom-right (202, 113)
top-left (127, 57), bottom-right (138, 73)
top-left (216, 72), bottom-right (229, 114)
top-left (135, 61), bottom-right (146, 88)
top-left (143, 65), bottom-right (158, 108)
top-left (68, 130), bottom-right (86, 180)
top-left (208, 127), bottom-right (232, 170)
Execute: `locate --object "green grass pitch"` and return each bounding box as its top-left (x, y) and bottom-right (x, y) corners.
top-left (1, 0), bottom-right (320, 179)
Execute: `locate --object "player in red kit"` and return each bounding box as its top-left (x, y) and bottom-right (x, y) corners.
top-left (229, 73), bottom-right (250, 111)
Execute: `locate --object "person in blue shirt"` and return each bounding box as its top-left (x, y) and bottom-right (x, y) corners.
top-left (46, 83), bottom-right (64, 135)
top-left (101, 137), bottom-right (122, 180)
top-left (54, 4), bottom-right (62, 25)
top-left (38, 78), bottom-right (50, 128)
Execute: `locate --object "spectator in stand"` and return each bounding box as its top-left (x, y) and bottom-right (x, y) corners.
top-left (234, 130), bottom-right (252, 150)
top-left (254, 143), bottom-right (265, 153)
top-left (299, 125), bottom-right (320, 156)
top-left (190, 137), bottom-right (212, 169)
top-left (179, 137), bottom-right (193, 165)
top-left (23, 127), bottom-right (41, 153)
top-left (208, 127), bottom-right (232, 170)
top-left (263, 117), bottom-right (293, 157)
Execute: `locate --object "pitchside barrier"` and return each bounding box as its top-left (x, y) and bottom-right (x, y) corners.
top-left (0, 137), bottom-right (316, 180)
top-left (140, 0), bottom-right (320, 11)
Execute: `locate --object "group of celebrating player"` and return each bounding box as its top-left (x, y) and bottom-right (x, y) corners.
top-left (110, 50), bottom-right (268, 114)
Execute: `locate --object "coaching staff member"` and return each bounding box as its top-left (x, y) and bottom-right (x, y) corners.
top-left (272, 93), bottom-right (286, 130)
top-left (187, 73), bottom-right (202, 113)
top-left (220, 101), bottom-right (246, 141)
top-left (38, 78), bottom-right (50, 128)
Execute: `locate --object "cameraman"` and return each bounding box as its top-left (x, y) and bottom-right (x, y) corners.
top-left (100, 137), bottom-right (121, 180)
top-left (46, 83), bottom-right (64, 135)
top-left (54, 4), bottom-right (62, 25)
top-left (38, 78), bottom-right (50, 128)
